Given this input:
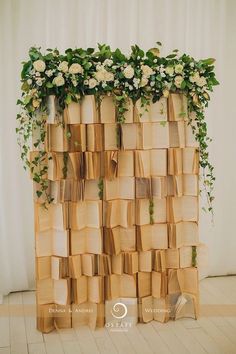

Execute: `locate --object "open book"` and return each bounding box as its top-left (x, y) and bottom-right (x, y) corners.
top-left (137, 223), bottom-right (168, 251)
top-left (72, 276), bottom-right (104, 304)
top-left (168, 221), bottom-right (199, 248)
top-left (35, 202), bottom-right (69, 231)
top-left (135, 149), bottom-right (167, 177)
top-left (167, 196), bottom-right (199, 222)
top-left (105, 274), bottom-right (137, 299)
top-left (104, 226), bottom-right (136, 255)
top-left (104, 176), bottom-right (135, 200)
top-left (37, 278), bottom-right (71, 305)
top-left (36, 229), bottom-right (69, 258)
top-left (70, 201), bottom-right (102, 229)
top-left (104, 200), bottom-right (135, 228)
top-left (70, 228), bottom-right (103, 255)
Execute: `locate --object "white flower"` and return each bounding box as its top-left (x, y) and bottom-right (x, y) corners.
top-left (104, 71), bottom-right (114, 82)
top-left (175, 64), bottom-right (184, 74)
top-left (104, 59), bottom-right (113, 67)
top-left (102, 82), bottom-right (107, 88)
top-left (139, 77), bottom-right (149, 87)
top-left (133, 78), bottom-right (140, 89)
top-left (141, 65), bottom-right (154, 78)
top-left (58, 61), bottom-right (68, 73)
top-left (95, 68), bottom-right (114, 82)
top-left (196, 76), bottom-right (207, 87)
top-left (45, 69), bottom-right (54, 77)
top-left (88, 78), bottom-right (98, 89)
top-left (35, 72), bottom-right (41, 77)
top-left (165, 66), bottom-right (174, 76)
top-left (27, 79), bottom-right (32, 85)
top-left (160, 72), bottom-right (166, 78)
top-left (153, 59), bottom-right (157, 63)
top-left (174, 75), bottom-right (184, 88)
top-left (159, 65), bottom-right (165, 74)
top-left (150, 81), bottom-right (155, 87)
top-left (129, 85), bottom-right (133, 90)
top-left (53, 75), bottom-right (65, 87)
top-left (72, 80), bottom-right (77, 87)
top-left (69, 63), bottom-right (83, 74)
top-left (33, 60), bottom-right (46, 72)
top-left (123, 65), bottom-right (134, 79)
top-left (189, 72), bottom-right (200, 83)
top-left (190, 62), bottom-right (195, 68)
top-left (84, 80), bottom-right (89, 85)
top-left (36, 78), bottom-right (43, 86)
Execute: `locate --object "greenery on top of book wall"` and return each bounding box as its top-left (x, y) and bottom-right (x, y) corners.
top-left (16, 43), bottom-right (219, 214)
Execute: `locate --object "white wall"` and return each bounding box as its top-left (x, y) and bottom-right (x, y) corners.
top-left (0, 0), bottom-right (236, 296)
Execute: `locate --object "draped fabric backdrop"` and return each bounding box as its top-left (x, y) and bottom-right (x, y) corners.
top-left (0, 0), bottom-right (236, 299)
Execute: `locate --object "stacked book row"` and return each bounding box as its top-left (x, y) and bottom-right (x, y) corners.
top-left (34, 93), bottom-right (200, 332)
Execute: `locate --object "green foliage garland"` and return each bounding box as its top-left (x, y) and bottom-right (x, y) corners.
top-left (16, 43), bottom-right (219, 213)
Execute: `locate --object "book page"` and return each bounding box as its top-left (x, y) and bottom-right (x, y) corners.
top-left (121, 124), bottom-right (137, 150)
top-left (70, 229), bottom-right (86, 255)
top-left (100, 96), bottom-right (116, 123)
top-left (118, 150), bottom-right (134, 177)
top-left (86, 228), bottom-right (103, 254)
top-left (36, 230), bottom-right (52, 257)
top-left (81, 95), bottom-right (97, 124)
top-left (150, 97), bottom-right (168, 122)
top-left (119, 177), bottom-right (135, 199)
top-left (151, 149), bottom-right (167, 176)
top-left (151, 224), bottom-right (168, 249)
top-left (52, 230), bottom-right (69, 257)
top-left (183, 175), bottom-right (199, 196)
top-left (182, 196), bottom-right (198, 222)
top-left (152, 122), bottom-right (169, 148)
top-left (86, 201), bottom-right (102, 228)
top-left (66, 102), bottom-right (81, 124)
top-left (104, 123), bottom-right (118, 150)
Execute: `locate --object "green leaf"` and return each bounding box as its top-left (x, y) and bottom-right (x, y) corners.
top-left (65, 94), bottom-right (72, 105)
top-left (46, 82), bottom-right (54, 88)
top-left (180, 80), bottom-right (186, 89)
top-left (36, 190), bottom-right (43, 198)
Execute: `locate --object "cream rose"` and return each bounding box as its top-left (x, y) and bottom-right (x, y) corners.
top-left (141, 65), bottom-right (154, 78)
top-left (139, 77), bottom-right (148, 87)
top-left (175, 64), bottom-right (184, 74)
top-left (88, 78), bottom-right (98, 89)
top-left (123, 65), bottom-right (134, 79)
top-left (104, 71), bottom-right (114, 82)
top-left (189, 72), bottom-right (200, 83)
top-left (196, 76), bottom-right (207, 87)
top-left (165, 66), bottom-right (174, 76)
top-left (53, 75), bottom-right (65, 87)
top-left (33, 60), bottom-right (46, 72)
top-left (58, 61), bottom-right (68, 73)
top-left (174, 75), bottom-right (184, 88)
top-left (95, 69), bottom-right (106, 82)
top-left (69, 63), bottom-right (83, 74)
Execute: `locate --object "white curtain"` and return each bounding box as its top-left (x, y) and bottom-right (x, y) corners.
top-left (0, 0), bottom-right (236, 297)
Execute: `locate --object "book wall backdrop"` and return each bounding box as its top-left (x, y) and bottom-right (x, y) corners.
top-left (16, 45), bottom-right (218, 332)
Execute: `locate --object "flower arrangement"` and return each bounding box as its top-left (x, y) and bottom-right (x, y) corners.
top-left (16, 43), bottom-right (219, 214)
